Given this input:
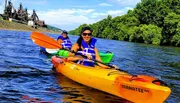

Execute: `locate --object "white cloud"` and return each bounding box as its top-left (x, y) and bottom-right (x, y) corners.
top-left (99, 3), bottom-right (113, 7)
top-left (91, 12), bottom-right (107, 18)
top-left (108, 0), bottom-right (141, 6)
top-left (0, 1), bottom-right (4, 14)
top-left (91, 7), bottom-right (131, 19)
top-left (36, 9), bottom-right (97, 30)
top-left (107, 7), bottom-right (133, 16)
top-left (107, 10), bottom-right (124, 15)
top-left (0, 6), bottom-right (4, 14)
top-left (34, 7), bottom-right (133, 30)
top-left (124, 7), bottom-right (133, 10)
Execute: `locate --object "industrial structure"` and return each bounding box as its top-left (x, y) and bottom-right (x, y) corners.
top-left (1, 0), bottom-right (46, 27)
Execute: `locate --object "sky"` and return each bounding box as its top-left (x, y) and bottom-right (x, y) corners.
top-left (0, 0), bottom-right (141, 30)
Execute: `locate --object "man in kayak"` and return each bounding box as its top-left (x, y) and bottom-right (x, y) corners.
top-left (57, 30), bottom-right (72, 50)
top-left (68, 26), bottom-right (117, 68)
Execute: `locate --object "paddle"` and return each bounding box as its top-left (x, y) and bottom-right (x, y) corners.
top-left (30, 31), bottom-right (116, 68)
top-left (30, 31), bottom-right (61, 49)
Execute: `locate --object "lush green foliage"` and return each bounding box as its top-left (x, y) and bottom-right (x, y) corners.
top-left (69, 0), bottom-right (180, 46)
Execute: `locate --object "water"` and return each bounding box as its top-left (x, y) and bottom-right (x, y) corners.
top-left (0, 30), bottom-right (179, 103)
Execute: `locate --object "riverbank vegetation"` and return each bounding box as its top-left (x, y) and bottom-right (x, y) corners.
top-left (69, 0), bottom-right (180, 47)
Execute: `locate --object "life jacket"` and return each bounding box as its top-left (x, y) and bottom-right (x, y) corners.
top-left (57, 36), bottom-right (72, 50)
top-left (77, 38), bottom-right (97, 67)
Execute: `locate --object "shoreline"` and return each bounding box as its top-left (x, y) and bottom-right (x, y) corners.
top-left (0, 28), bottom-right (60, 34)
top-left (0, 19), bottom-right (60, 34)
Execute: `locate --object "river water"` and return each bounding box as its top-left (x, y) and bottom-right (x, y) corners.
top-left (0, 30), bottom-right (179, 103)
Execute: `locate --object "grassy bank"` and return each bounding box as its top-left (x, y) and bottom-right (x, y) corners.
top-left (0, 19), bottom-right (60, 34)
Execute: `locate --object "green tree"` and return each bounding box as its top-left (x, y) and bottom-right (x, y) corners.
top-left (101, 26), bottom-right (115, 39)
top-left (171, 22), bottom-right (180, 46)
top-left (140, 24), bottom-right (162, 44)
top-left (162, 13), bottom-right (180, 44)
top-left (69, 0), bottom-right (180, 47)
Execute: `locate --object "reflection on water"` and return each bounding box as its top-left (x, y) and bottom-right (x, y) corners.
top-left (56, 74), bottom-right (132, 103)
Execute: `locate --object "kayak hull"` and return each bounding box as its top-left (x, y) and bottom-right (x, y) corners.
top-left (40, 47), bottom-right (114, 63)
top-left (52, 56), bottom-right (171, 103)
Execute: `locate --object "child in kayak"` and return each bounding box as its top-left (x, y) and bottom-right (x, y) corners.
top-left (68, 26), bottom-right (117, 68)
top-left (57, 30), bottom-right (72, 50)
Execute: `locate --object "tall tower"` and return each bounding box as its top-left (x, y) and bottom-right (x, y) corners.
top-left (5, 0), bottom-right (7, 8)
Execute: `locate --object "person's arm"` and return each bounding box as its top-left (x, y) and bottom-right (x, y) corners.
top-left (57, 39), bottom-right (63, 45)
top-left (67, 43), bottom-right (83, 61)
top-left (94, 47), bottom-right (110, 68)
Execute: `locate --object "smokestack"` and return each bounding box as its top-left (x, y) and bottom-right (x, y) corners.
top-left (5, 0), bottom-right (7, 8)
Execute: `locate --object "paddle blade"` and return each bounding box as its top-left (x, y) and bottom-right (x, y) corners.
top-left (30, 32), bottom-right (62, 49)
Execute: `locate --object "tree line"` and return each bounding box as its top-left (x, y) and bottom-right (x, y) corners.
top-left (69, 0), bottom-right (180, 47)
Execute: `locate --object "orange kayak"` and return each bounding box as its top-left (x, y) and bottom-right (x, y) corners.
top-left (52, 56), bottom-right (171, 103)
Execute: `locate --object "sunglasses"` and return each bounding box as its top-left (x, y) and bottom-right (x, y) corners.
top-left (82, 33), bottom-right (92, 36)
top-left (62, 33), bottom-right (67, 35)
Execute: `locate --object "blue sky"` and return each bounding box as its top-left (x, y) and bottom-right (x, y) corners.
top-left (0, 0), bottom-right (141, 30)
